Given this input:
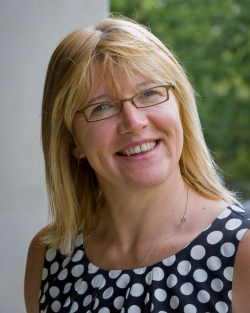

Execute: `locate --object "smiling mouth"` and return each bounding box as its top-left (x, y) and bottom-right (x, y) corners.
top-left (117, 140), bottom-right (159, 156)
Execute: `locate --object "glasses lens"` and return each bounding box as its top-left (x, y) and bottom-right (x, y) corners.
top-left (85, 101), bottom-right (121, 121)
top-left (134, 86), bottom-right (168, 107)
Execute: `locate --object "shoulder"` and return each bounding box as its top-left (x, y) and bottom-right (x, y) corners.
top-left (231, 205), bottom-right (250, 312)
top-left (24, 224), bottom-right (52, 313)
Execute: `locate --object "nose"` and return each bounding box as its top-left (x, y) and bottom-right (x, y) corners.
top-left (117, 100), bottom-right (148, 135)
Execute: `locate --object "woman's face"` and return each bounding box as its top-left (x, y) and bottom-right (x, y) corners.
top-left (72, 70), bottom-right (183, 192)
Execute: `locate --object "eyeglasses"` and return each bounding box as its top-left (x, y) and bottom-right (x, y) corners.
top-left (76, 84), bottom-right (173, 122)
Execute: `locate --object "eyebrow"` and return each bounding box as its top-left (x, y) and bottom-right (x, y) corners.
top-left (89, 79), bottom-right (157, 104)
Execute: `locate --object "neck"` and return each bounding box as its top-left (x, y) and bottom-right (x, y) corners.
top-left (97, 168), bottom-right (188, 248)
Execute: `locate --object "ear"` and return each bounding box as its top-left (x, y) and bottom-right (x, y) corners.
top-left (72, 145), bottom-right (85, 159)
top-left (71, 137), bottom-right (85, 159)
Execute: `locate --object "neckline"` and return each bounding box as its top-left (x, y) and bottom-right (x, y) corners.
top-left (81, 205), bottom-right (233, 273)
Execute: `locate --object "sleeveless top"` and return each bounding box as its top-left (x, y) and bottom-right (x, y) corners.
top-left (39, 204), bottom-right (250, 313)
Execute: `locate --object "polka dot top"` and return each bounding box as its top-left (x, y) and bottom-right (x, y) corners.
top-left (39, 204), bottom-right (250, 313)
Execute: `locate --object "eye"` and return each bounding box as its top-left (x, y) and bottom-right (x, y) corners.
top-left (139, 89), bottom-right (159, 99)
top-left (93, 103), bottom-right (112, 112)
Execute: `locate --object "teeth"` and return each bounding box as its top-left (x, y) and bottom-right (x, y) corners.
top-left (134, 146), bottom-right (141, 153)
top-left (121, 141), bottom-right (157, 156)
top-left (141, 144), bottom-right (148, 152)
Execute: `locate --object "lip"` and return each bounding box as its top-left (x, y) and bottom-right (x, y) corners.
top-left (116, 138), bottom-right (159, 154)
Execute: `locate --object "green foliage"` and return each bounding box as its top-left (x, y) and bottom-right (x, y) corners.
top-left (111, 0), bottom-right (250, 199)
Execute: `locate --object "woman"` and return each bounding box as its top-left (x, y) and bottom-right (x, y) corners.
top-left (25, 16), bottom-right (250, 313)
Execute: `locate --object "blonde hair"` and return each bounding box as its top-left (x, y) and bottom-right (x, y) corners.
top-left (41, 16), bottom-right (237, 255)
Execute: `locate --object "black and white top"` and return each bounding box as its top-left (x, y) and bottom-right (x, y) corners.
top-left (39, 204), bottom-right (250, 313)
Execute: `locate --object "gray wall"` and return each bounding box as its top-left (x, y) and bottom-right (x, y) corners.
top-left (0, 1), bottom-right (109, 312)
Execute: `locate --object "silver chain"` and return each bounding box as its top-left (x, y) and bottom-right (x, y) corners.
top-left (84, 186), bottom-right (188, 269)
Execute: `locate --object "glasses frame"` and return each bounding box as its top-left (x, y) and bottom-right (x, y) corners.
top-left (76, 84), bottom-right (174, 122)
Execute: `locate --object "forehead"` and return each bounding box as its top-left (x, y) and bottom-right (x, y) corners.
top-left (89, 64), bottom-right (158, 103)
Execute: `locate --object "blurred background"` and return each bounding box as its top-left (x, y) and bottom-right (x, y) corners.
top-left (0, 1), bottom-right (108, 312)
top-left (110, 0), bottom-right (250, 201)
top-left (0, 0), bottom-right (249, 312)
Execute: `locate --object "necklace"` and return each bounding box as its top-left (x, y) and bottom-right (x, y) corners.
top-left (84, 186), bottom-right (188, 269)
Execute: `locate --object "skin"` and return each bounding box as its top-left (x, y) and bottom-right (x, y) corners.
top-left (25, 70), bottom-right (250, 312)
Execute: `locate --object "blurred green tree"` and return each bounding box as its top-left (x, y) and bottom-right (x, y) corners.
top-left (110, 0), bottom-right (250, 199)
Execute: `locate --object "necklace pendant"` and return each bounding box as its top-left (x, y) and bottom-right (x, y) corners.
top-left (181, 216), bottom-right (187, 224)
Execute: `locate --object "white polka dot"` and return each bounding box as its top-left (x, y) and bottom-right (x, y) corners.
top-left (75, 233), bottom-right (83, 247)
top-left (152, 267), bottom-right (165, 281)
top-left (126, 288), bottom-right (130, 299)
top-left (70, 302), bottom-right (78, 313)
top-left (49, 286), bottom-right (60, 298)
top-left (217, 208), bottom-right (231, 219)
top-left (71, 264), bottom-right (84, 277)
top-left (190, 245), bottom-right (206, 260)
top-left (39, 290), bottom-right (41, 299)
top-left (51, 300), bottom-right (61, 312)
top-left (42, 268), bottom-right (48, 280)
top-left (46, 248), bottom-right (56, 262)
top-left (150, 303), bottom-right (154, 312)
top-left (92, 274), bottom-right (104, 288)
top-left (144, 293), bottom-right (149, 304)
top-left (72, 250), bottom-right (84, 262)
top-left (103, 287), bottom-right (114, 299)
top-left (116, 274), bottom-right (130, 288)
top-left (88, 263), bottom-right (99, 273)
top-left (167, 274), bottom-right (178, 288)
top-left (63, 283), bottom-right (72, 293)
top-left (184, 304), bottom-right (197, 313)
top-left (128, 305), bottom-right (141, 313)
top-left (62, 257), bottom-right (70, 268)
top-left (180, 283), bottom-right (194, 295)
top-left (74, 278), bottom-right (82, 290)
top-left (193, 269), bottom-right (208, 282)
top-left (100, 277), bottom-right (106, 289)
top-left (83, 295), bottom-right (92, 307)
top-left (223, 267), bottom-right (233, 281)
top-left (98, 308), bottom-right (110, 313)
top-left (57, 268), bottom-right (67, 281)
top-left (207, 231), bottom-right (223, 245)
top-left (228, 290), bottom-right (232, 301)
top-left (207, 256), bottom-right (221, 271)
top-left (93, 298), bottom-right (99, 310)
top-left (177, 260), bottom-right (191, 275)
top-left (211, 278), bottom-right (224, 292)
top-left (44, 282), bottom-right (49, 293)
top-left (236, 228), bottom-right (248, 241)
top-left (60, 246), bottom-right (66, 255)
top-left (225, 218), bottom-right (242, 230)
top-left (221, 242), bottom-right (235, 257)
top-left (130, 283), bottom-right (144, 297)
top-left (109, 270), bottom-right (122, 279)
top-left (78, 281), bottom-right (88, 294)
top-left (159, 312), bottom-right (167, 313)
top-left (145, 271), bottom-right (153, 285)
top-left (215, 301), bottom-right (228, 313)
top-left (170, 295), bottom-right (179, 309)
top-left (63, 296), bottom-right (70, 307)
top-left (134, 268), bottom-right (146, 274)
top-left (162, 255), bottom-right (176, 266)
top-left (50, 262), bottom-right (59, 275)
top-left (231, 204), bottom-right (245, 212)
top-left (40, 295), bottom-right (45, 303)
top-left (114, 296), bottom-right (124, 310)
top-left (197, 290), bottom-right (210, 303)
